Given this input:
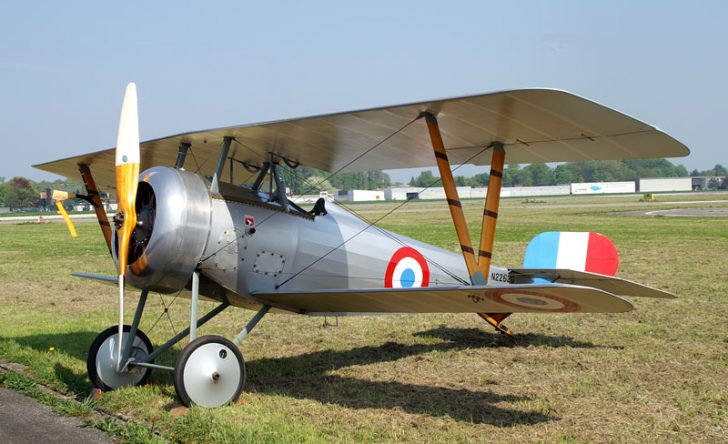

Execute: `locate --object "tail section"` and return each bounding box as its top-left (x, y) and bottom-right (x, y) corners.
top-left (523, 231), bottom-right (619, 276)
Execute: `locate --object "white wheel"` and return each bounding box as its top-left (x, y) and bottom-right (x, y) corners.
top-left (87, 325), bottom-right (153, 391)
top-left (174, 335), bottom-right (245, 407)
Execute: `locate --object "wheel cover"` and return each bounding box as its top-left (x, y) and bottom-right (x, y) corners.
top-left (182, 342), bottom-right (242, 407)
top-left (95, 333), bottom-right (150, 389)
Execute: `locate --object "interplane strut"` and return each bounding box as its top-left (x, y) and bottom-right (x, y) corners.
top-left (423, 113), bottom-right (514, 339)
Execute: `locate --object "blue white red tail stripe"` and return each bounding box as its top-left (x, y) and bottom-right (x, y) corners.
top-left (524, 232), bottom-right (619, 276)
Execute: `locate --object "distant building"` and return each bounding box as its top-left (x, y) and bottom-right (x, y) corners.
top-left (571, 182), bottom-right (635, 195)
top-left (639, 177), bottom-right (692, 192)
top-left (385, 187), bottom-right (471, 200)
top-left (325, 176), bottom-right (707, 203)
top-left (335, 190), bottom-right (386, 202)
top-left (502, 185), bottom-right (571, 197)
top-left (690, 176), bottom-right (725, 191)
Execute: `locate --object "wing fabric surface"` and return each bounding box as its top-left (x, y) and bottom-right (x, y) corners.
top-left (252, 283), bottom-right (633, 314)
top-left (509, 268), bottom-right (675, 298)
top-left (34, 89), bottom-right (689, 189)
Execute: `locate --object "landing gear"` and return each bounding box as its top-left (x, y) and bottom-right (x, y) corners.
top-left (478, 313), bottom-right (518, 344)
top-left (173, 336), bottom-right (245, 408)
top-left (87, 325), bottom-right (154, 391)
top-left (85, 279), bottom-right (269, 407)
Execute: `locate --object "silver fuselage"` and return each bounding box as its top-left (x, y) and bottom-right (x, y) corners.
top-left (118, 167), bottom-right (508, 311)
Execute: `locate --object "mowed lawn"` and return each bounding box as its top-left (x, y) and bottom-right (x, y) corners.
top-left (0, 194), bottom-right (726, 443)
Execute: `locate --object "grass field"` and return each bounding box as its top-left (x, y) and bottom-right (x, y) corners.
top-left (1, 193), bottom-right (727, 443)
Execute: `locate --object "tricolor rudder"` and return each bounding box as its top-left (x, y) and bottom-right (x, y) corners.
top-left (523, 231), bottom-right (619, 276)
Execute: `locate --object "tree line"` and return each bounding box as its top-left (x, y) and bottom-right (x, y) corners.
top-left (2, 159), bottom-right (726, 209)
top-left (0, 169), bottom-right (394, 208)
top-left (278, 167), bottom-right (392, 195)
top-left (0, 176), bottom-right (86, 210)
top-left (409, 159), bottom-right (727, 188)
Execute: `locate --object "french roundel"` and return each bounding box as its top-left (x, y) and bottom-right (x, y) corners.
top-left (384, 247), bottom-right (430, 288)
top-left (486, 289), bottom-right (580, 313)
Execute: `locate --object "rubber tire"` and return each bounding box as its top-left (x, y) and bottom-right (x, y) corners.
top-left (173, 335), bottom-right (246, 408)
top-left (87, 325), bottom-right (154, 391)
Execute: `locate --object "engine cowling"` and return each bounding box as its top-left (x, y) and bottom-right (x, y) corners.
top-left (112, 166), bottom-right (212, 293)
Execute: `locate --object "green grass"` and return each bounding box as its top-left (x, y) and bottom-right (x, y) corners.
top-left (1, 194), bottom-right (727, 442)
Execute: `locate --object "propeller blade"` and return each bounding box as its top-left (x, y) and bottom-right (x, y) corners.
top-left (116, 82), bottom-right (140, 274)
top-left (115, 82), bottom-right (140, 369)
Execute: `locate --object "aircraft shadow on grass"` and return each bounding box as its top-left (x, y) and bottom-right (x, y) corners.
top-left (1, 327), bottom-right (606, 426)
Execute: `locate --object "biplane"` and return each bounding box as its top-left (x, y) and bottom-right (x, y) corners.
top-left (34, 85), bottom-right (689, 407)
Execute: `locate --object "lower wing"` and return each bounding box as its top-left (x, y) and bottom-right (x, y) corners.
top-left (252, 283), bottom-right (633, 315)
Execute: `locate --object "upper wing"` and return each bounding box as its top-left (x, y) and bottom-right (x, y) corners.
top-left (509, 268), bottom-right (675, 298)
top-left (34, 88), bottom-right (689, 189)
top-left (252, 283), bottom-right (633, 315)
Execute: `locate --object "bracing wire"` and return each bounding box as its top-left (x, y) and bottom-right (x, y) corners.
top-left (276, 145), bottom-right (491, 289)
top-left (288, 116), bottom-right (421, 201)
top-left (336, 205), bottom-right (471, 286)
top-left (200, 116), bottom-right (421, 264)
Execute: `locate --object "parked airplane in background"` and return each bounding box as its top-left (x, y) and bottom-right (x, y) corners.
top-left (34, 85), bottom-right (688, 407)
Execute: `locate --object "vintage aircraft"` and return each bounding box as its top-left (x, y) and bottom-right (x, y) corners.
top-left (34, 85), bottom-right (689, 407)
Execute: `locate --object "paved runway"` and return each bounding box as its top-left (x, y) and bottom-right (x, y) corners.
top-left (0, 386), bottom-right (113, 444)
top-left (615, 207), bottom-right (728, 218)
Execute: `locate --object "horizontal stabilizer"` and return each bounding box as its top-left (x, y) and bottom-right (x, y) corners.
top-left (509, 269), bottom-right (675, 298)
top-left (253, 283), bottom-right (633, 314)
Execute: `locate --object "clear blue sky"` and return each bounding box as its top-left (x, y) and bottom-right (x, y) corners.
top-left (1, 1), bottom-right (725, 183)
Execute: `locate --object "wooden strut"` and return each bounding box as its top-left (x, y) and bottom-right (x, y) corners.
top-left (424, 113), bottom-right (478, 275)
top-left (78, 164), bottom-right (113, 254)
top-left (476, 142), bottom-right (505, 277)
top-left (423, 114), bottom-right (514, 340)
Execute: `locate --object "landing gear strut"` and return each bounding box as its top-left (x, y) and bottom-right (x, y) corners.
top-left (477, 313), bottom-right (518, 343)
top-left (86, 284), bottom-right (270, 408)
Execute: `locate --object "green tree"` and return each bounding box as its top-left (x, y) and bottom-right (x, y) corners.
top-left (675, 165), bottom-right (689, 177)
top-left (303, 175), bottom-right (334, 193)
top-left (454, 175), bottom-right (469, 186)
top-left (523, 163), bottom-right (555, 185)
top-left (501, 164), bottom-right (520, 187)
top-left (373, 171), bottom-right (391, 189)
top-left (366, 171), bottom-right (377, 190)
top-left (470, 172), bottom-right (490, 187)
top-left (554, 163), bottom-right (582, 184)
top-left (0, 181), bottom-right (7, 206)
top-left (278, 166), bottom-right (305, 194)
top-left (327, 170), bottom-right (390, 190)
top-left (4, 177), bottom-right (37, 210)
top-left (623, 158), bottom-right (685, 178)
top-left (409, 170), bottom-right (440, 187)
top-left (512, 166), bottom-right (533, 186)
top-left (596, 160), bottom-right (627, 181)
top-left (577, 161), bottom-right (602, 182)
